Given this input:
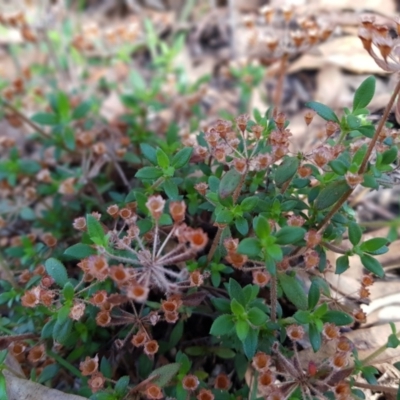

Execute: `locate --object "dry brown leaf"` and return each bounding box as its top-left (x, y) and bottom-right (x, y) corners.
top-left (4, 354), bottom-right (86, 400)
top-left (298, 323), bottom-right (400, 368)
top-left (289, 36), bottom-right (389, 74)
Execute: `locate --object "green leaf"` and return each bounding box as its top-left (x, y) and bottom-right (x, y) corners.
top-left (309, 323), bottom-right (322, 352)
top-left (31, 112), bottom-right (59, 126)
top-left (381, 146), bottom-right (398, 165)
top-left (335, 255), bottom-right (349, 274)
top-left (275, 157), bottom-right (299, 187)
top-left (135, 166), bottom-right (163, 180)
top-left (278, 273), bottom-right (308, 310)
top-left (219, 169), bottom-right (241, 199)
top-left (241, 196), bottom-right (259, 212)
top-left (41, 318), bottom-right (56, 339)
top-left (348, 221), bottom-right (363, 246)
top-left (45, 258), bottom-right (68, 287)
top-left (86, 214), bottom-right (105, 242)
top-left (387, 334), bottom-right (400, 348)
top-left (235, 319), bottom-right (250, 341)
top-left (274, 226), bottom-right (305, 245)
top-left (0, 371), bottom-right (7, 400)
top-left (62, 282), bottom-right (74, 302)
top-left (247, 307), bottom-right (268, 326)
top-left (315, 180), bottom-right (351, 210)
top-left (100, 357), bottom-right (112, 379)
top-left (357, 125), bottom-right (375, 138)
top-left (305, 101), bottom-right (340, 123)
top-left (211, 298), bottom-right (231, 313)
top-left (329, 160), bottom-right (348, 175)
top-left (140, 144), bottom-right (158, 165)
top-left (148, 363), bottom-right (181, 388)
top-left (267, 244), bottom-right (283, 262)
top-left (353, 144), bottom-right (368, 166)
top-left (242, 328), bottom-right (258, 359)
top-left (360, 254), bottom-right (384, 278)
top-left (294, 310), bottom-right (312, 324)
top-left (353, 76), bottom-right (376, 111)
top-left (360, 238), bottom-right (388, 253)
top-left (0, 350), bottom-right (7, 365)
top-left (38, 363), bottom-right (60, 384)
top-left (115, 376), bottom-right (130, 396)
top-left (171, 147), bottom-right (193, 169)
top-left (321, 311), bottom-right (353, 326)
top-left (52, 318), bottom-right (73, 344)
top-left (64, 243), bottom-right (96, 259)
top-left (156, 148), bottom-right (170, 169)
top-left (347, 114), bottom-right (361, 130)
top-left (210, 314), bottom-right (235, 336)
top-left (56, 91), bottom-right (70, 120)
top-left (163, 179), bottom-right (179, 199)
top-left (71, 100), bottom-right (91, 120)
top-left (237, 238), bottom-right (262, 258)
top-left (235, 216), bottom-right (249, 235)
top-left (231, 298), bottom-right (246, 316)
top-left (214, 348), bottom-right (236, 359)
top-left (308, 280), bottom-right (320, 310)
top-left (254, 216), bottom-right (270, 239)
top-left (215, 209), bottom-right (234, 224)
top-left (228, 278), bottom-right (247, 306)
top-left (63, 126), bottom-right (75, 150)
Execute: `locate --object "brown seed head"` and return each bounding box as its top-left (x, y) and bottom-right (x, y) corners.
top-left (252, 352), bottom-right (271, 372)
top-left (286, 324), bottom-right (305, 342)
top-left (169, 201), bottom-right (186, 223)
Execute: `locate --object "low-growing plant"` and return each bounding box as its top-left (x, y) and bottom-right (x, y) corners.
top-left (1, 7), bottom-right (400, 400)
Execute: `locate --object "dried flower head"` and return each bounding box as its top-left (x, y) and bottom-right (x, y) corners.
top-left (145, 384), bottom-right (163, 399)
top-left (189, 270), bottom-right (204, 287)
top-left (131, 331), bottom-right (147, 347)
top-left (88, 372), bottom-right (105, 393)
top-left (252, 270), bottom-right (271, 287)
top-left (214, 373), bottom-right (230, 390)
top-left (223, 238), bottom-right (239, 252)
top-left (169, 201), bottom-right (186, 223)
top-left (286, 324), bottom-right (305, 342)
top-left (90, 290), bottom-right (108, 306)
top-left (194, 182), bottom-right (208, 195)
top-left (144, 340), bottom-right (159, 356)
top-left (197, 389), bottom-right (214, 400)
top-left (353, 308), bottom-right (367, 323)
top-left (361, 274), bottom-right (374, 287)
top-left (126, 284), bottom-right (149, 303)
top-left (345, 172), bottom-right (363, 188)
top-left (331, 352), bottom-right (349, 370)
top-left (146, 195), bottom-right (165, 220)
top-left (336, 336), bottom-right (353, 353)
top-left (225, 251), bottom-right (248, 269)
top-left (305, 229), bottom-right (322, 248)
top-left (69, 302), bottom-right (86, 321)
top-left (322, 323), bottom-right (340, 340)
top-left (27, 344), bottom-right (46, 364)
top-left (187, 228), bottom-right (208, 250)
top-left (21, 287), bottom-right (41, 308)
top-left (80, 355), bottom-right (99, 376)
top-left (165, 311), bottom-right (179, 323)
top-left (304, 249), bottom-right (320, 269)
top-left (73, 216), bottom-right (87, 231)
top-left (233, 158), bottom-right (247, 175)
top-left (287, 214), bottom-right (306, 227)
top-left (96, 310), bottom-right (111, 327)
top-left (258, 370), bottom-right (275, 388)
top-left (182, 374), bottom-right (199, 391)
top-left (304, 109), bottom-right (316, 125)
top-left (252, 352), bottom-right (271, 372)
